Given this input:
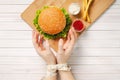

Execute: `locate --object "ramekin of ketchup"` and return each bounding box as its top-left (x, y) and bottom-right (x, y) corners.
top-left (72, 19), bottom-right (85, 32)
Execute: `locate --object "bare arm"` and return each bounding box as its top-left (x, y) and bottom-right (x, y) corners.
top-left (43, 76), bottom-right (57, 80)
top-left (55, 27), bottom-right (77, 80)
top-left (32, 31), bottom-right (57, 80)
top-left (59, 71), bottom-right (75, 80)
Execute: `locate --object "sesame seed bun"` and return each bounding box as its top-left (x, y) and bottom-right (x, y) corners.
top-left (38, 7), bottom-right (66, 35)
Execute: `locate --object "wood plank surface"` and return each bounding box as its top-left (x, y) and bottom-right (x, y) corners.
top-left (0, 0), bottom-right (120, 80)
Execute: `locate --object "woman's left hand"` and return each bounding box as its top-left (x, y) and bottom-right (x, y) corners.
top-left (56, 27), bottom-right (77, 64)
top-left (32, 31), bottom-right (56, 65)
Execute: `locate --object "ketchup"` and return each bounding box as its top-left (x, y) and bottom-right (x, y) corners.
top-left (73, 20), bottom-right (84, 32)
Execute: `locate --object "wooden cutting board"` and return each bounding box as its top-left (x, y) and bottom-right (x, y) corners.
top-left (21, 0), bottom-right (115, 51)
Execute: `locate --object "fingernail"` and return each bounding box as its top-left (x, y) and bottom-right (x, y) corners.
top-left (59, 39), bottom-right (61, 42)
top-left (60, 38), bottom-right (62, 42)
top-left (71, 27), bottom-right (74, 31)
top-left (59, 38), bottom-right (63, 44)
top-left (69, 28), bottom-right (71, 32)
top-left (71, 26), bottom-right (74, 29)
top-left (59, 39), bottom-right (63, 48)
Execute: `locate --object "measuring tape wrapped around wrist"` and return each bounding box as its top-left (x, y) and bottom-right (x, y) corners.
top-left (41, 63), bottom-right (71, 80)
top-left (47, 63), bottom-right (71, 72)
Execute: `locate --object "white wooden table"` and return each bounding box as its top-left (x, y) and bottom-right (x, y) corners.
top-left (0, 0), bottom-right (120, 80)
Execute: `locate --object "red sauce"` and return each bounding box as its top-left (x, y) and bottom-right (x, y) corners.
top-left (73, 20), bottom-right (84, 32)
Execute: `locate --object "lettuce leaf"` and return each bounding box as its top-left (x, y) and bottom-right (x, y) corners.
top-left (33, 7), bottom-right (72, 39)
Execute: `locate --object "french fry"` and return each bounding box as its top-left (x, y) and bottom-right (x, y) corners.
top-left (82, 0), bottom-right (85, 17)
top-left (82, 0), bottom-right (86, 20)
top-left (86, 0), bottom-right (91, 22)
top-left (83, 0), bottom-right (88, 21)
top-left (83, 0), bottom-right (92, 23)
top-left (83, 0), bottom-right (92, 20)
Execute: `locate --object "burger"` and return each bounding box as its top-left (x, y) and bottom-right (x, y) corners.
top-left (33, 6), bottom-right (72, 39)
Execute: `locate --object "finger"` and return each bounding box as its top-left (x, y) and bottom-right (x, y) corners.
top-left (32, 30), bottom-right (35, 43)
top-left (66, 28), bottom-right (75, 54)
top-left (32, 30), bottom-right (35, 38)
top-left (35, 32), bottom-right (39, 44)
top-left (72, 27), bottom-right (77, 40)
top-left (69, 28), bottom-right (75, 46)
top-left (63, 31), bottom-right (70, 49)
top-left (65, 46), bottom-right (73, 55)
top-left (39, 36), bottom-right (45, 50)
top-left (45, 40), bottom-right (50, 52)
top-left (32, 31), bottom-right (39, 48)
top-left (58, 39), bottom-right (64, 54)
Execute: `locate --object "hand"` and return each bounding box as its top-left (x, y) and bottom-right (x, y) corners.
top-left (56, 27), bottom-right (77, 64)
top-left (32, 31), bottom-right (56, 65)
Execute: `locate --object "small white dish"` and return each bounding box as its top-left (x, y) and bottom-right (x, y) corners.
top-left (68, 3), bottom-right (81, 15)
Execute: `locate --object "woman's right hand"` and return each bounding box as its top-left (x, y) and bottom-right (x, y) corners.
top-left (32, 31), bottom-right (56, 65)
top-left (56, 27), bottom-right (77, 64)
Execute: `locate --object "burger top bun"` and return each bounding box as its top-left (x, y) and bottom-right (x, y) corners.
top-left (38, 7), bottom-right (66, 35)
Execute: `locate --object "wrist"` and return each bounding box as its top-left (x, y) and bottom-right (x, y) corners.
top-left (47, 63), bottom-right (71, 72)
top-left (47, 61), bottom-right (56, 65)
top-left (41, 64), bottom-right (57, 80)
top-left (57, 62), bottom-right (66, 64)
top-left (57, 63), bottom-right (71, 71)
top-left (47, 62), bottom-right (56, 65)
top-left (57, 60), bottom-right (67, 64)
